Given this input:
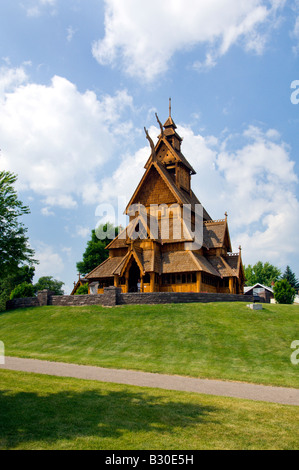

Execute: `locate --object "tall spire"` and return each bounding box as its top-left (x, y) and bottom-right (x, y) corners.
top-left (169, 97), bottom-right (172, 118)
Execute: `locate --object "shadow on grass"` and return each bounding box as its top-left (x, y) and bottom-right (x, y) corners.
top-left (0, 388), bottom-right (219, 449)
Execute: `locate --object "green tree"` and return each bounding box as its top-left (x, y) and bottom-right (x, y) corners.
top-left (34, 276), bottom-right (64, 295)
top-left (244, 261), bottom-right (281, 287)
top-left (76, 223), bottom-right (119, 276)
top-left (273, 279), bottom-right (295, 304)
top-left (281, 266), bottom-right (299, 290)
top-left (0, 265), bottom-right (36, 310)
top-left (0, 171), bottom-right (37, 310)
top-left (74, 283), bottom-right (89, 295)
top-left (0, 171), bottom-right (36, 276)
top-left (10, 282), bottom-right (35, 300)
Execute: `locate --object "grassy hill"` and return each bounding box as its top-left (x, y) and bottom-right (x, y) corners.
top-left (0, 302), bottom-right (298, 388)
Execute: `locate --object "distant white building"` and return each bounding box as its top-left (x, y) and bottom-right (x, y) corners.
top-left (244, 283), bottom-right (274, 303)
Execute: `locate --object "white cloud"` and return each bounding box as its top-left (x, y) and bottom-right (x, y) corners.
top-left (34, 242), bottom-right (64, 279)
top-left (67, 26), bottom-right (77, 43)
top-left (93, 0), bottom-right (285, 81)
top-left (0, 65), bottom-right (28, 96)
top-left (25, 0), bottom-right (57, 17)
top-left (75, 226), bottom-right (90, 238)
top-left (0, 66), bottom-right (134, 208)
top-left (41, 207), bottom-right (55, 216)
top-left (102, 121), bottom-right (299, 269)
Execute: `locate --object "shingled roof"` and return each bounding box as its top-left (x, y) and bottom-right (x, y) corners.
top-left (203, 220), bottom-right (231, 250)
top-left (208, 256), bottom-right (237, 278)
top-left (85, 256), bottom-right (125, 280)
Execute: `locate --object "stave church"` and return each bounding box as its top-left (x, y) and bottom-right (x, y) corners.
top-left (85, 103), bottom-right (245, 295)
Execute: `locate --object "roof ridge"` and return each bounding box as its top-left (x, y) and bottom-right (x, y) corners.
top-left (204, 219), bottom-right (226, 224)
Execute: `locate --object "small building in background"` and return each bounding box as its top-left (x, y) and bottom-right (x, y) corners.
top-left (244, 283), bottom-right (274, 303)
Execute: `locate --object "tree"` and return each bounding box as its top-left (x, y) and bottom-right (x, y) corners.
top-left (281, 266), bottom-right (299, 290)
top-left (34, 276), bottom-right (64, 295)
top-left (244, 261), bottom-right (281, 287)
top-left (0, 171), bottom-right (36, 276)
top-left (10, 282), bottom-right (35, 300)
top-left (273, 279), bottom-right (296, 304)
top-left (0, 265), bottom-right (36, 310)
top-left (74, 284), bottom-right (89, 295)
top-left (0, 171), bottom-right (37, 310)
top-left (76, 223), bottom-right (119, 276)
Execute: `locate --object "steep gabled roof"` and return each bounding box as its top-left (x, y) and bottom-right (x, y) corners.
top-left (144, 136), bottom-right (196, 174)
top-left (203, 220), bottom-right (232, 251)
top-left (125, 160), bottom-right (211, 220)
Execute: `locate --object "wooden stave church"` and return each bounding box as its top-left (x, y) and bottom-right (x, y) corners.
top-left (85, 107), bottom-right (245, 295)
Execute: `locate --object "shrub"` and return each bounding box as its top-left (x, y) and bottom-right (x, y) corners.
top-left (75, 283), bottom-right (89, 295)
top-left (10, 282), bottom-right (35, 300)
top-left (273, 279), bottom-right (295, 305)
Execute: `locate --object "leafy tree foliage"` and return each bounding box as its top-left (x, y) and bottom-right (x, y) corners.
top-left (0, 265), bottom-right (35, 311)
top-left (74, 283), bottom-right (89, 295)
top-left (244, 261), bottom-right (281, 287)
top-left (0, 171), bottom-right (37, 310)
top-left (0, 171), bottom-right (36, 276)
top-left (281, 266), bottom-right (299, 290)
top-left (76, 223), bottom-right (119, 276)
top-left (34, 276), bottom-right (65, 295)
top-left (10, 282), bottom-right (35, 300)
top-left (273, 279), bottom-right (296, 304)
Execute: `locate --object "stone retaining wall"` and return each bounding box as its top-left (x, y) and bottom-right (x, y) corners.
top-left (118, 292), bottom-right (252, 305)
top-left (50, 294), bottom-right (103, 306)
top-left (6, 296), bottom-right (39, 310)
top-left (6, 287), bottom-right (254, 310)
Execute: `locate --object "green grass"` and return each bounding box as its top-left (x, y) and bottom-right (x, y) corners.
top-left (0, 302), bottom-right (298, 387)
top-left (0, 369), bottom-right (298, 450)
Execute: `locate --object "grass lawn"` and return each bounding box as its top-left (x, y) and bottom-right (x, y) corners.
top-left (0, 369), bottom-right (298, 450)
top-left (0, 302), bottom-right (298, 388)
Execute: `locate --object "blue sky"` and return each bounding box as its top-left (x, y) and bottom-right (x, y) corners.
top-left (1, 0), bottom-right (299, 293)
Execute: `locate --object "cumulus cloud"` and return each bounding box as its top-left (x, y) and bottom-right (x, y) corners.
top-left (0, 66), bottom-right (134, 208)
top-left (100, 121), bottom-right (299, 269)
top-left (41, 207), bottom-right (55, 216)
top-left (75, 226), bottom-right (90, 238)
top-left (25, 0), bottom-right (57, 17)
top-left (93, 0), bottom-right (285, 81)
top-left (34, 242), bottom-right (64, 280)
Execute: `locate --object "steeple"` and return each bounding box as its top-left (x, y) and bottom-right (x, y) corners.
top-left (163, 98), bottom-right (182, 151)
top-left (144, 101), bottom-right (196, 178)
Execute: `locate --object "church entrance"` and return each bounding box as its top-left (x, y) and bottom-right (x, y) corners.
top-left (128, 260), bottom-right (140, 292)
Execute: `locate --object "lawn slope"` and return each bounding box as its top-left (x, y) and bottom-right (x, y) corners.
top-left (0, 302), bottom-right (298, 387)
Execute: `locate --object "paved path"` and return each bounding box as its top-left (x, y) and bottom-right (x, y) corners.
top-left (1, 356), bottom-right (298, 406)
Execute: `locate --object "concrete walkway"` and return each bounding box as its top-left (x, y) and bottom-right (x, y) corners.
top-left (1, 356), bottom-right (298, 406)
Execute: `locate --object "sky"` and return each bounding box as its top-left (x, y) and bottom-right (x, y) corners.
top-left (0, 0), bottom-right (299, 293)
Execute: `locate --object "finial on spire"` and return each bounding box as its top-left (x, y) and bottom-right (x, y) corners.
top-left (239, 245), bottom-right (242, 253)
top-left (169, 97), bottom-right (172, 118)
top-left (225, 211), bottom-right (228, 220)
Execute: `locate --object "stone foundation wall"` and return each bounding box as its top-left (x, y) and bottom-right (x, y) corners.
top-left (118, 292), bottom-right (253, 305)
top-left (6, 296), bottom-right (39, 310)
top-left (6, 287), bottom-right (253, 310)
top-left (50, 294), bottom-right (103, 306)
